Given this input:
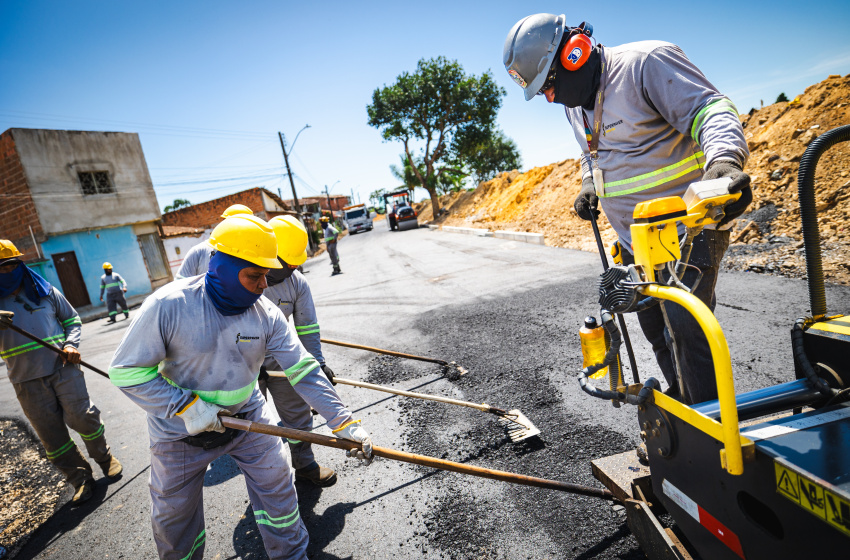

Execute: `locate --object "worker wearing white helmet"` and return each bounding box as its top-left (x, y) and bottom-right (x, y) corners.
top-left (109, 215), bottom-right (373, 559)
top-left (99, 261), bottom-right (129, 323)
top-left (261, 215), bottom-right (338, 486)
top-left (0, 240), bottom-right (122, 507)
top-left (175, 204), bottom-right (254, 279)
top-left (503, 14), bottom-right (751, 404)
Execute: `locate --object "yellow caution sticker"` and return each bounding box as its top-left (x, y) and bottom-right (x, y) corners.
top-left (775, 461), bottom-right (850, 537)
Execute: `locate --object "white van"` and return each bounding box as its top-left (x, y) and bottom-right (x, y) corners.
top-left (343, 203), bottom-right (373, 234)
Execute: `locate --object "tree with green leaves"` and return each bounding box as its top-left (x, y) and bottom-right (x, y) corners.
top-left (163, 198), bottom-right (192, 213)
top-left (367, 56), bottom-right (520, 216)
top-left (456, 130), bottom-right (522, 186)
top-left (776, 92), bottom-right (789, 103)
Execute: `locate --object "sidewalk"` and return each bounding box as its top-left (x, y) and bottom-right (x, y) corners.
top-left (75, 294), bottom-right (149, 323)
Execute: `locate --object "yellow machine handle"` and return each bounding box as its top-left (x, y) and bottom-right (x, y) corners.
top-left (641, 284), bottom-right (745, 475)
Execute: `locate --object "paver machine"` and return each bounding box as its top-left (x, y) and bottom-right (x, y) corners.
top-left (583, 125), bottom-right (850, 559)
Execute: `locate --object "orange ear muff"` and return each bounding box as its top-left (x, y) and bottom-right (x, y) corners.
top-left (560, 32), bottom-right (593, 71)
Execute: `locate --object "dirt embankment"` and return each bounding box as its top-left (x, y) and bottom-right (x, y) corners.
top-left (417, 74), bottom-right (850, 284)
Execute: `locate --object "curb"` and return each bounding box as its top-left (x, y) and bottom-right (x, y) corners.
top-left (441, 226), bottom-right (493, 237)
top-left (493, 230), bottom-right (546, 245)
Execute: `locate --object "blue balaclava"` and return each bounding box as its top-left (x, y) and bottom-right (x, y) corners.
top-left (0, 259), bottom-right (52, 303)
top-left (204, 251), bottom-right (263, 316)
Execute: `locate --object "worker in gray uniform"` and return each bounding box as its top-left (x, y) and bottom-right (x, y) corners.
top-left (503, 14), bottom-right (751, 405)
top-left (0, 240), bottom-right (122, 506)
top-left (108, 215), bottom-right (372, 560)
top-left (320, 216), bottom-right (341, 276)
top-left (99, 262), bottom-right (129, 323)
top-left (175, 204), bottom-right (253, 279)
top-left (261, 215), bottom-right (338, 486)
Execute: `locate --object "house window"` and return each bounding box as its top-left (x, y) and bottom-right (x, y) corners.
top-left (78, 171), bottom-right (114, 195)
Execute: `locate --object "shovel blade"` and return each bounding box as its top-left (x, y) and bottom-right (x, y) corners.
top-left (497, 409), bottom-right (541, 443)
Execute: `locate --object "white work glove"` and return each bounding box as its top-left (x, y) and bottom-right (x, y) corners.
top-left (333, 420), bottom-right (374, 466)
top-left (177, 396), bottom-right (226, 435)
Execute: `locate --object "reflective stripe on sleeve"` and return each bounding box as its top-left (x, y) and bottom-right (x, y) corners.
top-left (600, 151), bottom-right (705, 197)
top-left (284, 357), bottom-right (320, 386)
top-left (691, 98), bottom-right (738, 142)
top-left (62, 317), bottom-right (82, 326)
top-left (164, 374), bottom-right (259, 407)
top-left (108, 365), bottom-right (159, 387)
top-left (254, 507), bottom-right (301, 529)
top-left (295, 323), bottom-right (319, 335)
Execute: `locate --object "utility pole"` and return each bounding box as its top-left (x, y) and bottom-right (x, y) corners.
top-left (323, 185), bottom-right (332, 214)
top-left (278, 125), bottom-right (314, 252)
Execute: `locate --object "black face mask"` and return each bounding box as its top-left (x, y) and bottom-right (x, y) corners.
top-left (266, 258), bottom-right (296, 286)
top-left (552, 45), bottom-right (602, 109)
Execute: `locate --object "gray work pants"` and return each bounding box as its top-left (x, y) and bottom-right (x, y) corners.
top-left (258, 376), bottom-right (316, 470)
top-left (327, 242), bottom-right (340, 269)
top-left (148, 403), bottom-right (308, 560)
top-left (106, 291), bottom-right (129, 318)
top-left (621, 229), bottom-right (730, 405)
top-left (13, 365), bottom-right (112, 487)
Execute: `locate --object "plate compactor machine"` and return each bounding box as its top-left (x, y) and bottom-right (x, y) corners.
top-left (582, 125), bottom-right (850, 559)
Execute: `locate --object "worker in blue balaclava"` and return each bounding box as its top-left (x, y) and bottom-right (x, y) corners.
top-left (0, 239), bottom-right (123, 507)
top-left (108, 215), bottom-right (372, 559)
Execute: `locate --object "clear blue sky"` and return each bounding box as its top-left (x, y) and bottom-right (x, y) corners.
top-left (2, 1), bottom-right (849, 210)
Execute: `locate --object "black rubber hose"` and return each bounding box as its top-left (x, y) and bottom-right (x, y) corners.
top-left (792, 318), bottom-right (836, 397)
top-left (797, 124), bottom-right (850, 318)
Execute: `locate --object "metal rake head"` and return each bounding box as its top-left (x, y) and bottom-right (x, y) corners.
top-left (497, 409), bottom-right (541, 443)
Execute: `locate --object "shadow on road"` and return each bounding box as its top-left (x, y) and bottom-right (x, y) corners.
top-left (15, 465), bottom-right (149, 560)
top-left (204, 453), bottom-right (242, 487)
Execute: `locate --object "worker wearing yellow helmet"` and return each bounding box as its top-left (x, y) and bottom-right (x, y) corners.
top-left (100, 261), bottom-right (129, 323)
top-left (260, 215), bottom-right (340, 486)
top-left (108, 215), bottom-right (372, 559)
top-left (174, 204), bottom-right (255, 279)
top-left (1, 240), bottom-right (123, 507)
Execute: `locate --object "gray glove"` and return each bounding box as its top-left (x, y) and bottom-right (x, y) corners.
top-left (321, 364), bottom-right (336, 385)
top-left (573, 175), bottom-right (600, 221)
top-left (702, 160), bottom-right (752, 227)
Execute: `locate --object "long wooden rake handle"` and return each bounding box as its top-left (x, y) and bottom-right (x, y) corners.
top-left (332, 376), bottom-right (504, 414)
top-left (320, 338), bottom-right (449, 366)
top-left (219, 415), bottom-right (616, 501)
top-left (0, 316), bottom-right (110, 379)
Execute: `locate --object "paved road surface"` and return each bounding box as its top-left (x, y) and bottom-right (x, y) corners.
top-left (2, 223), bottom-right (849, 559)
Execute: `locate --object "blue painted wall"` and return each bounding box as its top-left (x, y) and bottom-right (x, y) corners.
top-left (38, 226), bottom-right (153, 307)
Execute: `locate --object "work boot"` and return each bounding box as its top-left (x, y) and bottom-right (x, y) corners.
top-left (123, 311), bottom-right (129, 319)
top-left (71, 479), bottom-right (95, 506)
top-left (295, 462), bottom-right (337, 487)
top-left (97, 456), bottom-right (123, 480)
top-left (106, 316), bottom-right (116, 324)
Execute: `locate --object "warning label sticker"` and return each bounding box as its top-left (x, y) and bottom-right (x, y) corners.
top-left (775, 461), bottom-right (850, 537)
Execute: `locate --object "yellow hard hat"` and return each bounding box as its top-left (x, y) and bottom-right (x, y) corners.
top-left (221, 204), bottom-right (253, 218)
top-left (102, 262), bottom-right (112, 269)
top-left (0, 240), bottom-right (23, 262)
top-left (208, 215), bottom-right (282, 269)
top-left (269, 216), bottom-right (308, 266)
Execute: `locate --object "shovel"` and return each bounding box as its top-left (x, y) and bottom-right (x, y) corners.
top-left (218, 415), bottom-right (614, 500)
top-left (291, 371), bottom-right (540, 443)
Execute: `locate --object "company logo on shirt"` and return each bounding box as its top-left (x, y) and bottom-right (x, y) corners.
top-left (276, 298), bottom-right (292, 307)
top-left (235, 333), bottom-right (260, 344)
top-left (603, 119), bottom-right (623, 136)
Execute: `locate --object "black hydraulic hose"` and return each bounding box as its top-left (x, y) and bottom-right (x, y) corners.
top-left (797, 124), bottom-right (850, 318)
top-left (792, 318), bottom-right (836, 397)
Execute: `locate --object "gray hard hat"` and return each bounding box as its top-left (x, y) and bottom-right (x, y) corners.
top-left (503, 13), bottom-right (566, 101)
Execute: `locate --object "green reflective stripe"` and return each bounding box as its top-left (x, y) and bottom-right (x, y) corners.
top-left (62, 317), bottom-right (82, 326)
top-left (109, 365), bottom-right (160, 387)
top-left (0, 335), bottom-right (66, 358)
top-left (295, 324), bottom-right (319, 335)
top-left (164, 374), bottom-right (259, 406)
top-left (691, 99), bottom-right (738, 141)
top-left (254, 507), bottom-right (300, 528)
top-left (297, 328), bottom-right (320, 335)
top-left (104, 282), bottom-right (122, 288)
top-left (108, 311), bottom-right (118, 316)
top-left (601, 152), bottom-right (706, 197)
top-left (46, 438), bottom-right (76, 459)
top-left (178, 530), bottom-right (206, 560)
top-left (80, 423), bottom-right (104, 441)
top-left (287, 438), bottom-right (302, 444)
top-left (284, 358), bottom-right (319, 386)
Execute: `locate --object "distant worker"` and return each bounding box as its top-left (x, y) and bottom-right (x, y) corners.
top-left (261, 215), bottom-right (338, 486)
top-left (100, 262), bottom-right (129, 323)
top-left (108, 215), bottom-right (372, 559)
top-left (503, 15), bottom-right (751, 404)
top-left (175, 204), bottom-right (253, 279)
top-left (320, 216), bottom-right (342, 276)
top-left (0, 240), bottom-right (123, 506)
